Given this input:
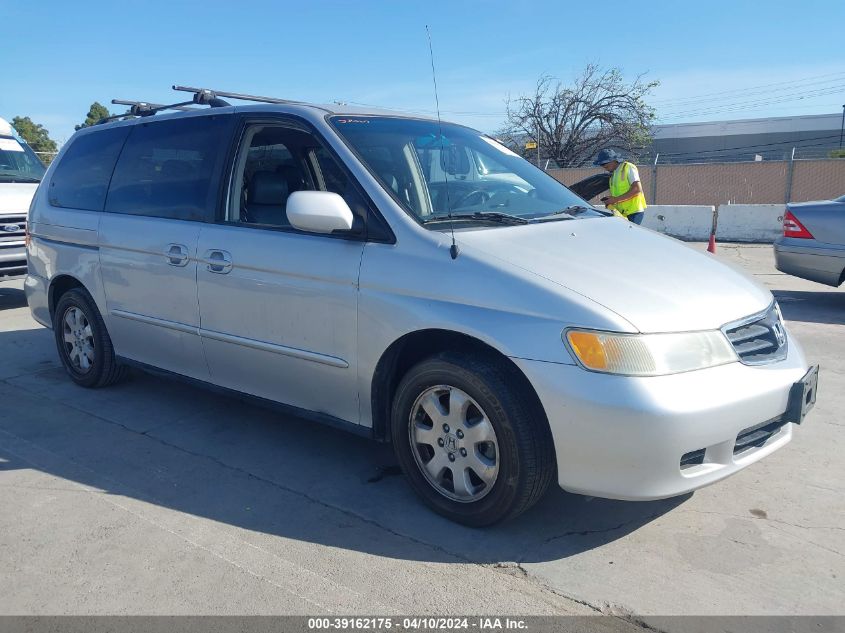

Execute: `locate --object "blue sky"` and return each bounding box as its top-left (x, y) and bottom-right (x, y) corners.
top-left (3, 0), bottom-right (844, 144)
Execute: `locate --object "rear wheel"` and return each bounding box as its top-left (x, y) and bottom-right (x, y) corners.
top-left (391, 352), bottom-right (554, 526)
top-left (54, 288), bottom-right (126, 388)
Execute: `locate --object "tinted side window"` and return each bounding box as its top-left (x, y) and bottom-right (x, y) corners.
top-left (106, 116), bottom-right (231, 221)
top-left (48, 126), bottom-right (129, 211)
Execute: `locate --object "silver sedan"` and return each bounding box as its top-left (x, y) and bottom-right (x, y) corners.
top-left (774, 194), bottom-right (845, 287)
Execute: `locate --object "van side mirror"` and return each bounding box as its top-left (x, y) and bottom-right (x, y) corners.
top-left (286, 191), bottom-right (354, 234)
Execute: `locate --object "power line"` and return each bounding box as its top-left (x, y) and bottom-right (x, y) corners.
top-left (656, 79), bottom-right (845, 110)
top-left (658, 80), bottom-right (845, 114)
top-left (656, 102), bottom-right (845, 124)
top-left (345, 83), bottom-right (844, 132)
top-left (347, 70), bottom-right (845, 121)
top-left (659, 84), bottom-right (845, 115)
top-left (651, 70), bottom-right (845, 107)
top-left (657, 86), bottom-right (845, 120)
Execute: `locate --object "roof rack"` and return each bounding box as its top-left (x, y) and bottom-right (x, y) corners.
top-left (95, 99), bottom-right (199, 125)
top-left (94, 84), bottom-right (309, 126)
top-left (93, 100), bottom-right (197, 124)
top-left (95, 89), bottom-right (234, 125)
top-left (112, 99), bottom-right (195, 115)
top-left (172, 85), bottom-right (307, 107)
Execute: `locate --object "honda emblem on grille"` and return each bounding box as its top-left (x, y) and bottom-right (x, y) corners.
top-left (772, 322), bottom-right (786, 347)
top-left (2, 224), bottom-right (20, 233)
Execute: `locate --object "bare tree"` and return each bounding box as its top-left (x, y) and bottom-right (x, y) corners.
top-left (500, 65), bottom-right (658, 167)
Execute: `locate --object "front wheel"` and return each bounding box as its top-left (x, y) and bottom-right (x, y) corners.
top-left (391, 352), bottom-right (554, 526)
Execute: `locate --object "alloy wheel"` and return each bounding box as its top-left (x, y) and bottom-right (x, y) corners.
top-left (409, 385), bottom-right (500, 502)
top-left (61, 306), bottom-right (95, 373)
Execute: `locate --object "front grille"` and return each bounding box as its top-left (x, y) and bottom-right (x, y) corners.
top-left (734, 416), bottom-right (788, 455)
top-left (724, 304), bottom-right (787, 364)
top-left (0, 262), bottom-right (26, 277)
top-left (0, 215), bottom-right (27, 245)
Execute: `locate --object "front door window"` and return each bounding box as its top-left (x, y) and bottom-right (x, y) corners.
top-left (228, 124), bottom-right (367, 230)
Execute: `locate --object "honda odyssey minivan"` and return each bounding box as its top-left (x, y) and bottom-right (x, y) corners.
top-left (25, 88), bottom-right (818, 525)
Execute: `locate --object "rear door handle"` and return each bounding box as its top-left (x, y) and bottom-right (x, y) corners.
top-left (202, 249), bottom-right (233, 274)
top-left (166, 243), bottom-right (190, 267)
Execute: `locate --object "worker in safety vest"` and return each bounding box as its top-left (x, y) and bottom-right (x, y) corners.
top-left (594, 148), bottom-right (647, 225)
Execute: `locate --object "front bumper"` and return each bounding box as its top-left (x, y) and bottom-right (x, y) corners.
top-left (512, 333), bottom-right (809, 500)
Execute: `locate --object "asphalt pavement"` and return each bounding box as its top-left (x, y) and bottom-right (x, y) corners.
top-left (0, 243), bottom-right (842, 622)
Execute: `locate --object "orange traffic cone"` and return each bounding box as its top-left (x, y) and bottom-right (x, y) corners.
top-left (707, 208), bottom-right (719, 253)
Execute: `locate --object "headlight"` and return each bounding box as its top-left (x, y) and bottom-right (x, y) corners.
top-left (564, 329), bottom-right (737, 376)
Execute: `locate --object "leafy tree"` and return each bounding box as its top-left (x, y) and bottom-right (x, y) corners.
top-left (11, 116), bottom-right (58, 164)
top-left (829, 149), bottom-right (845, 159)
top-left (75, 102), bottom-right (111, 130)
top-left (499, 65), bottom-right (659, 167)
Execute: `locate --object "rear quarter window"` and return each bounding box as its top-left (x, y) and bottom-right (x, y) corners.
top-left (48, 127), bottom-right (130, 211)
top-left (105, 115), bottom-right (232, 221)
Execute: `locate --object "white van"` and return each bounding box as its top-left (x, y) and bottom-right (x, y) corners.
top-left (0, 116), bottom-right (45, 280)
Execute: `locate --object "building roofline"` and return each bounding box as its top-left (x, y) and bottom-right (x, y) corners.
top-left (654, 112), bottom-right (843, 139)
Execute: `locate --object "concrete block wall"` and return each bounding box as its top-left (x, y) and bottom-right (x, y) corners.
top-left (641, 206), bottom-right (714, 241)
top-left (714, 204), bottom-right (785, 242)
top-left (630, 204), bottom-right (785, 242)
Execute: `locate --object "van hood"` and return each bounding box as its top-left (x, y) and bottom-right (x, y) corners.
top-left (0, 183), bottom-right (38, 214)
top-left (455, 217), bottom-right (772, 333)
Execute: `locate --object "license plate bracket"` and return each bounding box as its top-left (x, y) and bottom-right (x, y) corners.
top-left (785, 365), bottom-right (819, 425)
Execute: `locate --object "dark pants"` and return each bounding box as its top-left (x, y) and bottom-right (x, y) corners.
top-left (627, 212), bottom-right (645, 225)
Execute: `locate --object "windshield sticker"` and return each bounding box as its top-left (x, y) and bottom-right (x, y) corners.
top-left (0, 138), bottom-right (24, 152)
top-left (481, 136), bottom-right (519, 157)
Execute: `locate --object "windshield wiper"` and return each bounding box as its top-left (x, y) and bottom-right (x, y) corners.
top-left (424, 212), bottom-right (529, 225)
top-left (531, 204), bottom-right (607, 223)
top-left (546, 204), bottom-right (594, 217)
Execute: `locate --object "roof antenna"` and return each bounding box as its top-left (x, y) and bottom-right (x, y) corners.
top-left (426, 25), bottom-right (458, 260)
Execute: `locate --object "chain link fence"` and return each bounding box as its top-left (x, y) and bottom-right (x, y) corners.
top-left (548, 150), bottom-right (845, 206)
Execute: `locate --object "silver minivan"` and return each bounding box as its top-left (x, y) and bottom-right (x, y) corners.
top-left (25, 89), bottom-right (818, 525)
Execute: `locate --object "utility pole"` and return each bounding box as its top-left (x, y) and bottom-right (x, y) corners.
top-left (785, 147), bottom-right (796, 203)
top-left (536, 117), bottom-right (541, 168)
top-left (840, 104), bottom-right (845, 149)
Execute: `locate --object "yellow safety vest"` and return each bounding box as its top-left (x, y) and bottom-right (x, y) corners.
top-left (608, 161), bottom-right (647, 217)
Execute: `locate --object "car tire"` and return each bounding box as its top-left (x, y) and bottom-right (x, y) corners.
top-left (391, 351), bottom-right (554, 526)
top-left (54, 288), bottom-right (126, 388)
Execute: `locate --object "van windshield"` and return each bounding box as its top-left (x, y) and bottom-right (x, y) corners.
top-left (329, 116), bottom-right (603, 226)
top-left (0, 136), bottom-right (46, 183)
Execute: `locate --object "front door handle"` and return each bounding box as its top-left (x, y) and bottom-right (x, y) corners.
top-left (166, 243), bottom-right (190, 267)
top-left (202, 249), bottom-right (233, 274)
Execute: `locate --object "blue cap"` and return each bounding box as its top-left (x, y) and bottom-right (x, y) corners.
top-left (594, 148), bottom-right (622, 166)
